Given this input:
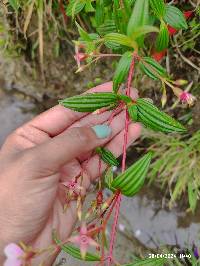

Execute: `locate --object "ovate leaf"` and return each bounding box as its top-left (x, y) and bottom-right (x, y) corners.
top-left (59, 92), bottom-right (119, 112)
top-left (104, 33), bottom-right (137, 49)
top-left (111, 152), bottom-right (152, 197)
top-left (139, 57), bottom-right (167, 80)
top-left (97, 20), bottom-right (117, 36)
top-left (113, 51), bottom-right (133, 93)
top-left (155, 21), bottom-right (169, 52)
top-left (127, 0), bottom-right (149, 37)
top-left (66, 0), bottom-right (85, 17)
top-left (163, 5), bottom-right (188, 30)
top-left (149, 0), bottom-right (166, 18)
top-left (136, 98), bottom-right (187, 133)
top-left (96, 147), bottom-right (119, 166)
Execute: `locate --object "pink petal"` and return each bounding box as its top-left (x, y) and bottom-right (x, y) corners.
top-left (4, 243), bottom-right (24, 259)
top-left (4, 258), bottom-right (22, 266)
top-left (80, 243), bottom-right (88, 259)
top-left (68, 236), bottom-right (81, 245)
top-left (88, 237), bottom-right (99, 248)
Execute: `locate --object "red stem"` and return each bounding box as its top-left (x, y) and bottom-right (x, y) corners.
top-left (107, 54), bottom-right (136, 266)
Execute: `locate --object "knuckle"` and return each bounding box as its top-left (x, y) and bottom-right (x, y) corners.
top-left (70, 127), bottom-right (95, 144)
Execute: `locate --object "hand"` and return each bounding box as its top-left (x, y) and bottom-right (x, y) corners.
top-left (0, 82), bottom-right (141, 265)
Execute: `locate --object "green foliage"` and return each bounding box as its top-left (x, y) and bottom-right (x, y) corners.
top-left (111, 152), bottom-right (152, 197)
top-left (66, 0), bottom-right (86, 17)
top-left (149, 0), bottom-right (166, 18)
top-left (95, 147), bottom-right (119, 166)
top-left (139, 57), bottom-right (167, 80)
top-left (156, 21), bottom-right (169, 52)
top-left (136, 98), bottom-right (186, 133)
top-left (164, 5), bottom-right (188, 30)
top-left (59, 92), bottom-right (119, 112)
top-left (113, 51), bottom-right (133, 93)
top-left (123, 256), bottom-right (167, 265)
top-left (128, 104), bottom-right (138, 121)
top-left (144, 130), bottom-right (200, 212)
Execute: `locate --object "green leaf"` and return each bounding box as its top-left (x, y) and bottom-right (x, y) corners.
top-left (139, 57), bottom-right (167, 80)
top-left (85, 0), bottom-right (95, 12)
top-left (97, 20), bottom-right (117, 36)
top-left (95, 0), bottom-right (104, 27)
top-left (96, 147), bottom-right (119, 166)
top-left (136, 98), bottom-right (187, 133)
top-left (128, 104), bottom-right (138, 121)
top-left (111, 152), bottom-right (152, 197)
top-left (104, 33), bottom-right (137, 49)
top-left (131, 25), bottom-right (159, 40)
top-left (66, 0), bottom-right (85, 17)
top-left (59, 92), bottom-right (119, 112)
top-left (113, 51), bottom-right (133, 93)
top-left (155, 21), bottom-right (169, 52)
top-left (52, 230), bottom-right (100, 261)
top-left (76, 22), bottom-right (91, 42)
top-left (163, 5), bottom-right (188, 30)
top-left (9, 0), bottom-right (20, 11)
top-left (150, 0), bottom-right (166, 18)
top-left (127, 0), bottom-right (149, 38)
top-left (188, 181), bottom-right (198, 213)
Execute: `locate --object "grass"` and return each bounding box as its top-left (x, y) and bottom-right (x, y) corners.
top-left (142, 129), bottom-right (200, 213)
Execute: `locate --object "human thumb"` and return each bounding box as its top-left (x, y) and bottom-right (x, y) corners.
top-left (27, 125), bottom-right (112, 174)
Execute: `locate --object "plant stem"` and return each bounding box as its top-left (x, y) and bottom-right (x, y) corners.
top-left (107, 55), bottom-right (136, 266)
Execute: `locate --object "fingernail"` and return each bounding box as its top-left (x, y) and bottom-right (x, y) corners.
top-left (92, 125), bottom-right (112, 139)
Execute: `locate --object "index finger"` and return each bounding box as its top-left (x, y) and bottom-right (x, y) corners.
top-left (25, 82), bottom-right (113, 137)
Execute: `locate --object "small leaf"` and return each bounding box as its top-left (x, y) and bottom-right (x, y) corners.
top-left (97, 20), bottom-right (117, 36)
top-left (76, 22), bottom-right (91, 42)
top-left (59, 92), bottom-right (119, 112)
top-left (52, 230), bottom-right (100, 261)
top-left (113, 51), bottom-right (133, 93)
top-left (127, 0), bottom-right (149, 38)
top-left (128, 104), bottom-right (138, 121)
top-left (155, 21), bottom-right (169, 52)
top-left (139, 57), bottom-right (167, 80)
top-left (96, 147), bottom-right (119, 166)
top-left (131, 25), bottom-right (159, 40)
top-left (111, 152), bottom-right (152, 197)
top-left (85, 1), bottom-right (95, 12)
top-left (136, 98), bottom-right (187, 133)
top-left (104, 33), bottom-right (137, 49)
top-left (150, 0), bottom-right (166, 18)
top-left (66, 0), bottom-right (85, 17)
top-left (163, 5), bottom-right (188, 30)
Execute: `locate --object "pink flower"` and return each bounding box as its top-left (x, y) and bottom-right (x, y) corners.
top-left (68, 223), bottom-right (99, 259)
top-left (4, 243), bottom-right (24, 266)
top-left (74, 46), bottom-right (87, 68)
top-left (180, 91), bottom-right (196, 106)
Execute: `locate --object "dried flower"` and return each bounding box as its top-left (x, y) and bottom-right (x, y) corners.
top-left (68, 223), bottom-right (99, 259)
top-left (4, 243), bottom-right (24, 266)
top-left (74, 46), bottom-right (88, 68)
